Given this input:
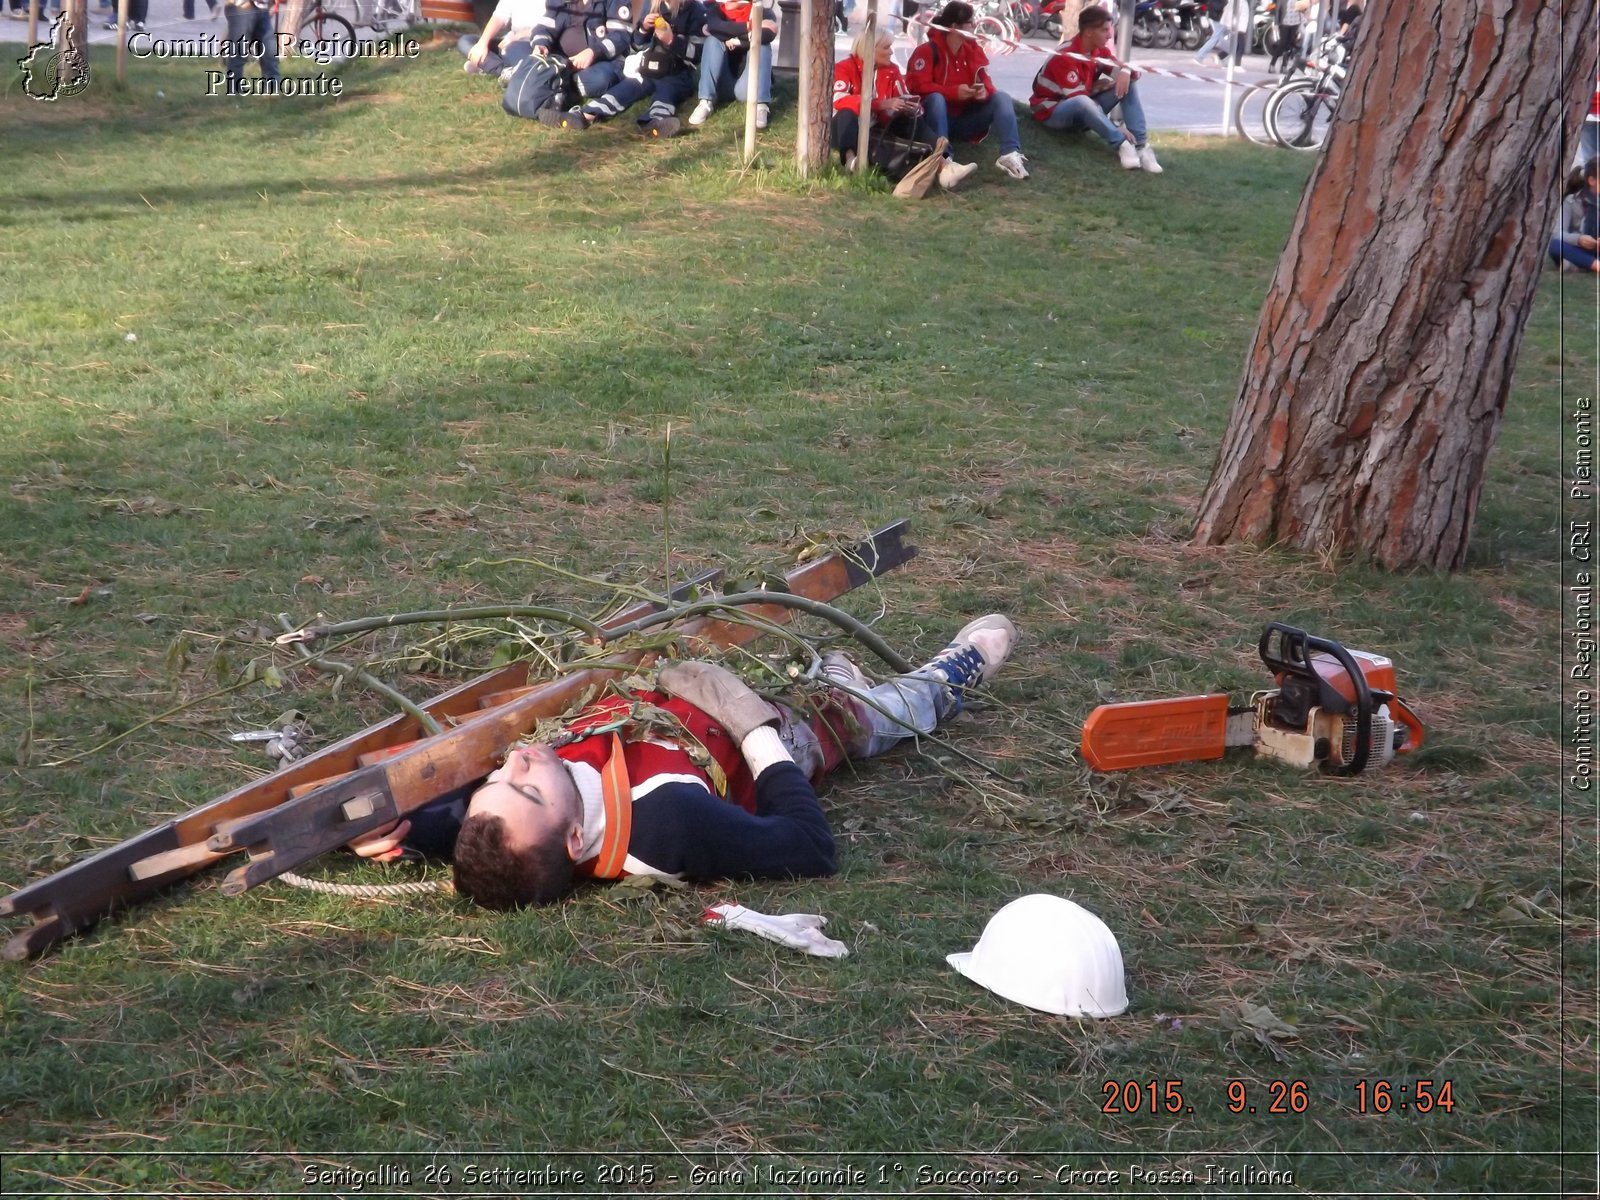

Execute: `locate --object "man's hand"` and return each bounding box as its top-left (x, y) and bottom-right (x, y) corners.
top-left (533, 43), bottom-right (550, 57)
top-left (569, 47), bottom-right (596, 70)
top-left (348, 818), bottom-right (411, 863)
top-left (1113, 65), bottom-right (1131, 99)
top-left (656, 661), bottom-right (778, 743)
top-left (956, 82), bottom-right (976, 101)
top-left (724, 35), bottom-right (744, 49)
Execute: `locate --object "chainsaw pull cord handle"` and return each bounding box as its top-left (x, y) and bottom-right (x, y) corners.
top-left (1257, 624), bottom-right (1373, 776)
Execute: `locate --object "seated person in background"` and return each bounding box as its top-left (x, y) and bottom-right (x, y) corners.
top-left (833, 26), bottom-right (972, 188)
top-left (1550, 159), bottom-right (1600, 274)
top-left (461, 0), bottom-right (544, 78)
top-left (530, 0), bottom-right (635, 126)
top-left (905, 1), bottom-right (1030, 181)
top-left (354, 616), bottom-right (1018, 907)
top-left (1030, 3), bottom-right (1161, 173)
top-left (543, 0), bottom-right (707, 132)
top-left (688, 0), bottom-right (776, 130)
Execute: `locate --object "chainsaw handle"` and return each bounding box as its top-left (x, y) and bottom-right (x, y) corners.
top-left (1258, 623), bottom-right (1316, 675)
top-left (1390, 696), bottom-right (1425, 753)
top-left (1258, 623), bottom-right (1373, 775)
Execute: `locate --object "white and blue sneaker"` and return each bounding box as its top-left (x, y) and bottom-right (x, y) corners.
top-left (919, 614), bottom-right (1016, 713)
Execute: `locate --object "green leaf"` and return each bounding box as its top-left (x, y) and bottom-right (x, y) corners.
top-left (260, 665), bottom-right (286, 690)
top-left (163, 634), bottom-right (192, 681)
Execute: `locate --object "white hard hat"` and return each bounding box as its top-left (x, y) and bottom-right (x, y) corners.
top-left (947, 894), bottom-right (1129, 1018)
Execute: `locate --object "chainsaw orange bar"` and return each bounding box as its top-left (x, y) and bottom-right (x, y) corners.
top-left (1080, 695), bottom-right (1232, 772)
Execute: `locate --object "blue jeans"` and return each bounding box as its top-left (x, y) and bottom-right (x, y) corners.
top-left (224, 4), bottom-right (279, 92)
top-left (457, 33), bottom-right (532, 76)
top-left (1194, 20), bottom-right (1229, 59)
top-left (775, 666), bottom-right (962, 779)
top-left (1043, 87), bottom-right (1148, 148)
top-left (919, 90), bottom-right (1021, 155)
top-left (1550, 237), bottom-right (1599, 272)
top-left (698, 38), bottom-right (772, 103)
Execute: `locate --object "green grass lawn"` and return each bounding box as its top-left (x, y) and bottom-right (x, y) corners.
top-left (0, 37), bottom-right (1594, 1196)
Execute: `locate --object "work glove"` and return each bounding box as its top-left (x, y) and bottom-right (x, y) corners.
top-left (702, 904), bottom-right (849, 958)
top-left (656, 660), bottom-right (778, 743)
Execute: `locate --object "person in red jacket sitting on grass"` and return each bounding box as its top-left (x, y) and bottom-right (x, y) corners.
top-left (1030, 4), bottom-right (1161, 173)
top-left (352, 615), bottom-right (1018, 908)
top-left (905, 0), bottom-right (1030, 181)
top-left (831, 25), bottom-right (949, 180)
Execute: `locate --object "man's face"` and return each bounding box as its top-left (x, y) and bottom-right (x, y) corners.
top-left (1080, 20), bottom-right (1112, 50)
top-left (468, 743), bottom-right (584, 860)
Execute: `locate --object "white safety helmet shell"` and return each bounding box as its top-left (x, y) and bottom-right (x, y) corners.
top-left (947, 894), bottom-right (1129, 1018)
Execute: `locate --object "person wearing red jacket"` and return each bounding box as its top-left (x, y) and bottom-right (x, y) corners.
top-left (905, 0), bottom-right (1030, 180)
top-left (688, 0), bottom-right (777, 129)
top-left (832, 25), bottom-right (970, 186)
top-left (1029, 3), bottom-right (1161, 173)
top-left (354, 615), bottom-right (1018, 908)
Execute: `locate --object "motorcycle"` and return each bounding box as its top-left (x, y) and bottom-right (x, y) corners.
top-left (1129, 0), bottom-right (1167, 47)
top-left (1165, 0), bottom-right (1209, 51)
top-left (1039, 0), bottom-right (1065, 41)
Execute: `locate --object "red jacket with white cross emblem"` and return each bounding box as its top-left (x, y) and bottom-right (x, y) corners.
top-left (1029, 36), bottom-right (1139, 120)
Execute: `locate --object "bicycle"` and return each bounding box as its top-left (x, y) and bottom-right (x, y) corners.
top-left (292, 0), bottom-right (356, 61)
top-left (908, 1), bottom-right (1019, 52)
top-left (362, 0), bottom-right (415, 34)
top-left (1263, 34), bottom-right (1346, 151)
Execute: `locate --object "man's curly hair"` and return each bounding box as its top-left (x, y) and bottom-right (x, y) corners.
top-left (451, 813), bottom-right (577, 909)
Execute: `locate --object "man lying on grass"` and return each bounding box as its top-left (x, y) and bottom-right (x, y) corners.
top-left (352, 615), bottom-right (1016, 907)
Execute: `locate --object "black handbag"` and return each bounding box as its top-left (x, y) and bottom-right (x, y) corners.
top-left (868, 128), bottom-right (936, 183)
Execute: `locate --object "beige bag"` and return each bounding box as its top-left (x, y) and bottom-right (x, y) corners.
top-left (894, 137), bottom-right (950, 199)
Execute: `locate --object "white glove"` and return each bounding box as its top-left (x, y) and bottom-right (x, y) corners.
top-left (702, 903), bottom-right (849, 958)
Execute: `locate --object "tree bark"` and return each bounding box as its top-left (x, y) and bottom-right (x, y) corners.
top-left (797, 0), bottom-right (828, 173)
top-left (1193, 0), bottom-right (1600, 570)
top-left (63, 0), bottom-right (87, 66)
top-left (1058, 0), bottom-right (1084, 42)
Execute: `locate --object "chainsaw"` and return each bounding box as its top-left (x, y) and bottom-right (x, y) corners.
top-left (1080, 623), bottom-right (1425, 776)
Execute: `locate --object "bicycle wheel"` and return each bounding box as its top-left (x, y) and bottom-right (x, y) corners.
top-left (1265, 77), bottom-right (1334, 151)
top-left (1231, 80), bottom-right (1275, 146)
top-left (972, 14), bottom-right (1011, 52)
top-left (298, 9), bottom-right (355, 62)
top-left (973, 14), bottom-right (1014, 51)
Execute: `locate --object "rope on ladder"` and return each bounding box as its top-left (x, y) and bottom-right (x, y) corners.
top-left (278, 872), bottom-right (453, 898)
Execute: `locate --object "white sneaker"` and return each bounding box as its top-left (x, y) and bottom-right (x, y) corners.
top-left (938, 159), bottom-right (978, 190)
top-left (1117, 139), bottom-right (1140, 169)
top-left (995, 150), bottom-right (1029, 179)
top-left (920, 614), bottom-right (1018, 709)
top-left (820, 651), bottom-right (873, 693)
top-left (1137, 144), bottom-right (1163, 174)
top-left (755, 103), bottom-right (769, 130)
top-left (688, 99), bottom-right (715, 127)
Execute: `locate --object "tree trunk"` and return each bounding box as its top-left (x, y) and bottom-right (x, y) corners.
top-left (797, 0), bottom-right (836, 174)
top-left (1058, 0), bottom-right (1084, 42)
top-left (63, 0), bottom-right (87, 65)
top-left (1193, 0), bottom-right (1600, 570)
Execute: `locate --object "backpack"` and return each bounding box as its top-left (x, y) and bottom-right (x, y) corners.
top-left (502, 55), bottom-right (571, 120)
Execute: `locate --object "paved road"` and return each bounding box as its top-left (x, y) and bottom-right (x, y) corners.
top-left (3, 1), bottom-right (1282, 135)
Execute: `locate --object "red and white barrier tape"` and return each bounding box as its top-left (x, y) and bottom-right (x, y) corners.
top-left (905, 15), bottom-right (1275, 90)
